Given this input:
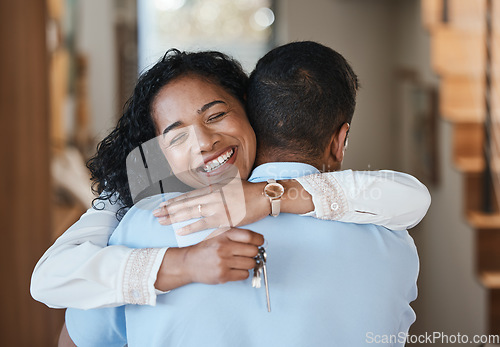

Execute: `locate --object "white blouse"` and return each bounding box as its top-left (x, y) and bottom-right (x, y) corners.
top-left (30, 170), bottom-right (430, 310)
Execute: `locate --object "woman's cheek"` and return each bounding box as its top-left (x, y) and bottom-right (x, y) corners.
top-left (165, 152), bottom-right (182, 173)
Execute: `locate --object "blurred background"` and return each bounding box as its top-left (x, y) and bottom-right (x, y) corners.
top-left (1, 0), bottom-right (497, 345)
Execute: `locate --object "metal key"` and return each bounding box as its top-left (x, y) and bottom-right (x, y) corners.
top-left (260, 247), bottom-right (271, 312)
top-left (252, 247), bottom-right (271, 312)
top-left (252, 259), bottom-right (262, 288)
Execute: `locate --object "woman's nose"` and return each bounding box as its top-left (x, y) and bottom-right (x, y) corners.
top-left (193, 125), bottom-right (221, 152)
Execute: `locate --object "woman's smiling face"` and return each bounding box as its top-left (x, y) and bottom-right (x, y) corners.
top-left (153, 75), bottom-right (257, 188)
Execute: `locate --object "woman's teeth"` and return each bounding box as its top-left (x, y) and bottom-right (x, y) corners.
top-left (203, 148), bottom-right (234, 172)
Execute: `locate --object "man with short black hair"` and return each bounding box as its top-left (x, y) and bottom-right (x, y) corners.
top-left (247, 40), bottom-right (357, 169)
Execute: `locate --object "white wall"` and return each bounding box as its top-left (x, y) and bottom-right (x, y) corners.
top-left (276, 0), bottom-right (398, 171)
top-left (76, 0), bottom-right (118, 141)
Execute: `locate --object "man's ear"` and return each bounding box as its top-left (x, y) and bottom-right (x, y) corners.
top-left (326, 123), bottom-right (350, 165)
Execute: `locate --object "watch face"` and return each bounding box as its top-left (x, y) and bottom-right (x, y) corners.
top-left (265, 183), bottom-right (284, 198)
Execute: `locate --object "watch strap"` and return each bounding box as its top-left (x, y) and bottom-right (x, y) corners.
top-left (266, 179), bottom-right (282, 217)
top-left (270, 198), bottom-right (281, 217)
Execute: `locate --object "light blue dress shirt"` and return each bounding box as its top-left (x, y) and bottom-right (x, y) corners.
top-left (67, 162), bottom-right (419, 347)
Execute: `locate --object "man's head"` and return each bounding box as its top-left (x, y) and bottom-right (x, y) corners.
top-left (247, 41), bottom-right (359, 171)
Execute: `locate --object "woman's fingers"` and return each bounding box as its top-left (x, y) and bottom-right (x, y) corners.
top-left (228, 269), bottom-right (252, 282)
top-left (183, 228), bottom-right (264, 285)
top-left (153, 179), bottom-right (239, 216)
top-left (157, 184), bottom-right (219, 208)
top-left (228, 256), bottom-right (257, 270)
top-left (157, 204), bottom-right (202, 225)
top-left (154, 192), bottom-right (220, 219)
top-left (153, 195), bottom-right (206, 218)
top-left (153, 204), bottom-right (169, 218)
top-left (204, 227), bottom-right (231, 240)
top-left (175, 217), bottom-right (213, 235)
top-left (231, 243), bottom-right (260, 258)
top-left (157, 199), bottom-right (216, 224)
top-left (203, 228), bottom-right (261, 257)
top-left (226, 228), bottom-right (265, 248)
top-left (153, 179), bottom-right (251, 232)
top-left (157, 197), bottom-right (235, 235)
top-left (175, 214), bottom-right (232, 235)
top-left (160, 206), bottom-right (231, 233)
top-left (166, 186), bottom-right (214, 203)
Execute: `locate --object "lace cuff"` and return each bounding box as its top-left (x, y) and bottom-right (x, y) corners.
top-left (295, 173), bottom-right (348, 220)
top-left (123, 248), bottom-right (162, 305)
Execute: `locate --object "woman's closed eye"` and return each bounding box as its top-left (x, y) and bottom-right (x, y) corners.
top-left (169, 132), bottom-right (188, 146)
top-left (207, 112), bottom-right (227, 122)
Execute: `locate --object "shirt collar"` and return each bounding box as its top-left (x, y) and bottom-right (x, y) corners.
top-left (248, 162), bottom-right (320, 183)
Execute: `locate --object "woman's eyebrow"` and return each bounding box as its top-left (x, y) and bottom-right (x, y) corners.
top-left (162, 100), bottom-right (226, 136)
top-left (162, 121), bottom-right (183, 137)
top-left (197, 100), bottom-right (226, 114)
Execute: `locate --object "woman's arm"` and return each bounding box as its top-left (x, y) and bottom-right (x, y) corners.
top-left (30, 198), bottom-right (168, 309)
top-left (154, 169), bottom-right (431, 234)
top-left (30, 199), bottom-right (262, 309)
top-left (294, 170), bottom-right (431, 230)
top-left (31, 170), bottom-right (429, 309)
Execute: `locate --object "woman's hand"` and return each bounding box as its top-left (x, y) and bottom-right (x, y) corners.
top-left (153, 179), bottom-right (270, 235)
top-left (154, 228), bottom-right (264, 291)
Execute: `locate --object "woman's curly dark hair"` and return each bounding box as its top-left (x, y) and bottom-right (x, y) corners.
top-left (87, 49), bottom-right (249, 219)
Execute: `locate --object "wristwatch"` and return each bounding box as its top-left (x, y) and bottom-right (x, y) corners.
top-left (263, 179), bottom-right (285, 217)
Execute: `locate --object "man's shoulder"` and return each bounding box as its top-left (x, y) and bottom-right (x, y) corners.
top-left (109, 193), bottom-right (179, 247)
top-left (117, 192), bottom-right (180, 222)
top-left (132, 193), bottom-right (180, 212)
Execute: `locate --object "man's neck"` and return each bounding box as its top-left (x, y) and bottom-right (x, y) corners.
top-left (254, 151), bottom-right (318, 170)
top-left (254, 152), bottom-right (340, 173)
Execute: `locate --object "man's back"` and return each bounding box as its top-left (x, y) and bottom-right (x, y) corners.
top-left (106, 163), bottom-right (419, 347)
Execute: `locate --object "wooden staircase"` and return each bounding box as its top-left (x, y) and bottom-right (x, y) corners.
top-left (422, 0), bottom-right (500, 334)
